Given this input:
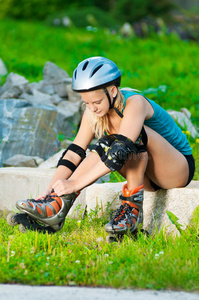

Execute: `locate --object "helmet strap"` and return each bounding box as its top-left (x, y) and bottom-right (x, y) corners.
top-left (104, 88), bottom-right (112, 109)
top-left (104, 88), bottom-right (124, 119)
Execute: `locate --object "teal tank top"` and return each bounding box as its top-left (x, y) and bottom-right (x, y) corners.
top-left (121, 89), bottom-right (192, 155)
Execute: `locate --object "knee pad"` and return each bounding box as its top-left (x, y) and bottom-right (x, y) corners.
top-left (89, 134), bottom-right (117, 158)
top-left (103, 134), bottom-right (139, 171)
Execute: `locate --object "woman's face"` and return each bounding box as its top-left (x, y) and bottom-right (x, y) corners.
top-left (79, 86), bottom-right (117, 117)
top-left (80, 89), bottom-right (109, 117)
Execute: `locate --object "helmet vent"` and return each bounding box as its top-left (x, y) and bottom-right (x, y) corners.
top-left (90, 64), bottom-right (103, 78)
top-left (74, 69), bottom-right (77, 79)
top-left (82, 61), bottom-right (89, 71)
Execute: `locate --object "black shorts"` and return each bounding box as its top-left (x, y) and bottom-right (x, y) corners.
top-left (150, 154), bottom-right (195, 191)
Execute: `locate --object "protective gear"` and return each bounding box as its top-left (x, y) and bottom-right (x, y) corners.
top-left (90, 134), bottom-right (117, 158)
top-left (72, 56), bottom-right (121, 93)
top-left (105, 184), bottom-right (144, 234)
top-left (102, 134), bottom-right (138, 171)
top-left (57, 143), bottom-right (86, 172)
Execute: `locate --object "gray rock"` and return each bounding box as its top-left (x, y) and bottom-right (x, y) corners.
top-left (0, 166), bottom-right (198, 237)
top-left (39, 82), bottom-right (55, 95)
top-left (56, 101), bottom-right (81, 138)
top-left (66, 84), bottom-right (81, 102)
top-left (0, 58), bottom-right (8, 76)
top-left (168, 110), bottom-right (198, 138)
top-left (3, 154), bottom-right (44, 167)
top-left (68, 181), bottom-right (199, 235)
top-left (43, 61), bottom-right (70, 84)
top-left (29, 81), bottom-right (43, 92)
top-left (120, 22), bottom-right (134, 37)
top-left (0, 99), bottom-right (60, 166)
top-left (20, 89), bottom-right (53, 107)
top-left (50, 94), bottom-right (63, 105)
top-left (180, 107), bottom-right (191, 119)
top-left (43, 62), bottom-right (71, 97)
top-left (0, 72), bottom-right (29, 97)
top-left (38, 149), bottom-right (65, 169)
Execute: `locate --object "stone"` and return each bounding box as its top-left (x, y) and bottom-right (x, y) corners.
top-left (38, 149), bottom-right (65, 169)
top-left (3, 154), bottom-right (44, 168)
top-left (43, 62), bottom-right (71, 97)
top-left (0, 72), bottom-right (29, 97)
top-left (0, 166), bottom-right (198, 236)
top-left (66, 84), bottom-right (81, 103)
top-left (38, 82), bottom-right (55, 95)
top-left (20, 90), bottom-right (53, 107)
top-left (180, 108), bottom-right (191, 119)
top-left (0, 58), bottom-right (8, 76)
top-left (0, 168), bottom-right (56, 211)
top-left (120, 22), bottom-right (134, 37)
top-left (50, 94), bottom-right (63, 105)
top-left (56, 101), bottom-right (81, 138)
top-left (68, 181), bottom-right (199, 235)
top-left (0, 99), bottom-right (60, 166)
top-left (168, 110), bottom-right (198, 138)
top-left (43, 62), bottom-right (70, 84)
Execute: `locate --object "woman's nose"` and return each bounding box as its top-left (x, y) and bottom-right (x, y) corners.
top-left (90, 104), bottom-right (97, 112)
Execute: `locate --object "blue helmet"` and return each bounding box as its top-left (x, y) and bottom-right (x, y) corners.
top-left (72, 56), bottom-right (121, 92)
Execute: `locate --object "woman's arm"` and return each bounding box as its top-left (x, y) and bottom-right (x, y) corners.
top-left (52, 152), bottom-right (110, 195)
top-left (37, 110), bottom-right (94, 198)
top-left (119, 95), bottom-right (153, 141)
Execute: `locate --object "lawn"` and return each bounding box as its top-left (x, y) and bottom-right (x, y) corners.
top-left (0, 206), bottom-right (199, 290)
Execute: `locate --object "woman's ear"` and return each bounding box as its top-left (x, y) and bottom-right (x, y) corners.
top-left (110, 86), bottom-right (118, 98)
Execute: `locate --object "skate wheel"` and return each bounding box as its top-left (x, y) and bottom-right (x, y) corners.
top-left (106, 234), bottom-right (124, 243)
top-left (7, 213), bottom-right (18, 226)
top-left (106, 234), bottom-right (117, 243)
top-left (19, 223), bottom-right (27, 233)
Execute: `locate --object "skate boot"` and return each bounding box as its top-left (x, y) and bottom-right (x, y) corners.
top-left (7, 190), bottom-right (79, 233)
top-left (105, 184), bottom-right (144, 242)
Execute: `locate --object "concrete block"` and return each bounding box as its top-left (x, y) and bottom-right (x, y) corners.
top-left (0, 167), bottom-right (198, 235)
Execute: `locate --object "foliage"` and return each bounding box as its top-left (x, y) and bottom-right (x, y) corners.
top-left (46, 6), bottom-right (120, 29)
top-left (0, 205), bottom-right (199, 290)
top-left (0, 0), bottom-right (175, 23)
top-left (112, 0), bottom-right (175, 23)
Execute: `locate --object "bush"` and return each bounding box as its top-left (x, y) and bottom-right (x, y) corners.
top-left (46, 6), bottom-right (121, 28)
top-left (0, 0), bottom-right (176, 24)
top-left (112, 0), bottom-right (175, 23)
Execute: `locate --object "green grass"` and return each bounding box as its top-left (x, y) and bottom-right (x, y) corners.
top-left (0, 206), bottom-right (199, 290)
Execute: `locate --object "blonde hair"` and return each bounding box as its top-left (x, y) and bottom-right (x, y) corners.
top-left (85, 88), bottom-right (124, 139)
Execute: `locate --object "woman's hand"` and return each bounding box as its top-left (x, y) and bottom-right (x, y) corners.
top-left (35, 188), bottom-right (51, 200)
top-left (52, 179), bottom-right (77, 196)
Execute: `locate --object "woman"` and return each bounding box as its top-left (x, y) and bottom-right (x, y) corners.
top-left (16, 56), bottom-right (195, 234)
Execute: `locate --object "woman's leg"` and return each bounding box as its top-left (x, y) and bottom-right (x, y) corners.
top-left (145, 126), bottom-right (189, 189)
top-left (118, 126), bottom-right (190, 191)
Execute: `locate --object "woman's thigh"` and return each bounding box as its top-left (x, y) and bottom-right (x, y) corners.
top-left (145, 126), bottom-right (189, 189)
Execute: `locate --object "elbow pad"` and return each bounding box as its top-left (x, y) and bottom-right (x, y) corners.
top-left (57, 143), bottom-right (86, 172)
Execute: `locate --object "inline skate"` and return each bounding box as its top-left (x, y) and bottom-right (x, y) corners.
top-left (7, 190), bottom-right (79, 233)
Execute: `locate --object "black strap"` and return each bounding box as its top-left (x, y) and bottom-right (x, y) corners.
top-left (67, 143), bottom-right (86, 159)
top-left (104, 88), bottom-right (112, 109)
top-left (57, 159), bottom-right (77, 172)
top-left (116, 134), bottom-right (138, 154)
top-left (140, 127), bottom-right (148, 146)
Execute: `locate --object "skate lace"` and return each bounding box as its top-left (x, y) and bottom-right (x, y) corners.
top-left (28, 190), bottom-right (59, 204)
top-left (112, 203), bottom-right (133, 225)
